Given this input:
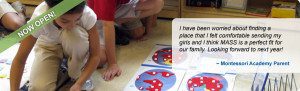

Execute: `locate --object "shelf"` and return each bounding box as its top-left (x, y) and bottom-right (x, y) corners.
top-left (181, 0), bottom-right (260, 18)
top-left (181, 7), bottom-right (260, 18)
top-left (7, 0), bottom-right (42, 6)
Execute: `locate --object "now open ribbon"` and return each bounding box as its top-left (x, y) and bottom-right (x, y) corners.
top-left (0, 0), bottom-right (84, 53)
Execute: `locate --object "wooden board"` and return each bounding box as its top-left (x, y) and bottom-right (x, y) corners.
top-left (7, 0), bottom-right (42, 6)
top-left (181, 7), bottom-right (260, 18)
top-left (158, 9), bottom-right (180, 18)
top-left (158, 0), bottom-right (180, 18)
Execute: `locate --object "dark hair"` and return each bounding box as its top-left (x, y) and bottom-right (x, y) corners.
top-left (45, 0), bottom-right (86, 14)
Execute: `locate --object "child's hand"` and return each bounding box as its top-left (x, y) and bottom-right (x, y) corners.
top-left (102, 64), bottom-right (122, 81)
top-left (70, 83), bottom-right (82, 91)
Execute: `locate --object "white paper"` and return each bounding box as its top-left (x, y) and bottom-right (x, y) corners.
top-left (178, 70), bottom-right (236, 91)
top-left (0, 44), bottom-right (35, 90)
top-left (124, 66), bottom-right (186, 91)
top-left (142, 44), bottom-right (173, 68)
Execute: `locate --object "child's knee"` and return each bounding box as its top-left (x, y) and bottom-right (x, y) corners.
top-left (130, 26), bottom-right (145, 39)
top-left (29, 80), bottom-right (56, 91)
top-left (61, 26), bottom-right (89, 56)
top-left (8, 20), bottom-right (24, 30)
top-left (153, 0), bottom-right (164, 14)
top-left (1, 13), bottom-right (25, 30)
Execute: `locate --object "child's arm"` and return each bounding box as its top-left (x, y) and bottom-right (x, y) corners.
top-left (71, 25), bottom-right (100, 89)
top-left (10, 35), bottom-right (37, 91)
top-left (87, 0), bottom-right (121, 81)
top-left (102, 20), bottom-right (117, 65)
top-left (102, 20), bottom-right (122, 81)
top-left (1, 12), bottom-right (25, 31)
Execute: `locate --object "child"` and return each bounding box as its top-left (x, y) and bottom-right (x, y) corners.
top-left (9, 0), bottom-right (100, 91)
top-left (0, 0), bottom-right (25, 31)
top-left (88, 0), bottom-right (164, 81)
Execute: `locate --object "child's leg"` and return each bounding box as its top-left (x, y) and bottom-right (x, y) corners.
top-left (0, 0), bottom-right (25, 31)
top-left (121, 19), bottom-right (145, 39)
top-left (141, 14), bottom-right (158, 33)
top-left (135, 0), bottom-right (164, 18)
top-left (60, 26), bottom-right (90, 79)
top-left (29, 38), bottom-right (64, 91)
top-left (114, 0), bottom-right (163, 19)
top-left (114, 0), bottom-right (163, 39)
top-left (136, 0), bottom-right (163, 34)
top-left (1, 13), bottom-right (25, 30)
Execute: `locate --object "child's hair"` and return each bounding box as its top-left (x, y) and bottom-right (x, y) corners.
top-left (45, 0), bottom-right (86, 14)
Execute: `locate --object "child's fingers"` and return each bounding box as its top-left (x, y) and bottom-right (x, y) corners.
top-left (116, 70), bottom-right (122, 77)
top-left (105, 72), bottom-right (111, 81)
top-left (102, 70), bottom-right (109, 81)
top-left (109, 73), bottom-right (115, 80)
top-left (104, 71), bottom-right (114, 81)
top-left (109, 70), bottom-right (121, 80)
top-left (103, 67), bottom-right (122, 81)
top-left (102, 72), bottom-right (106, 80)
